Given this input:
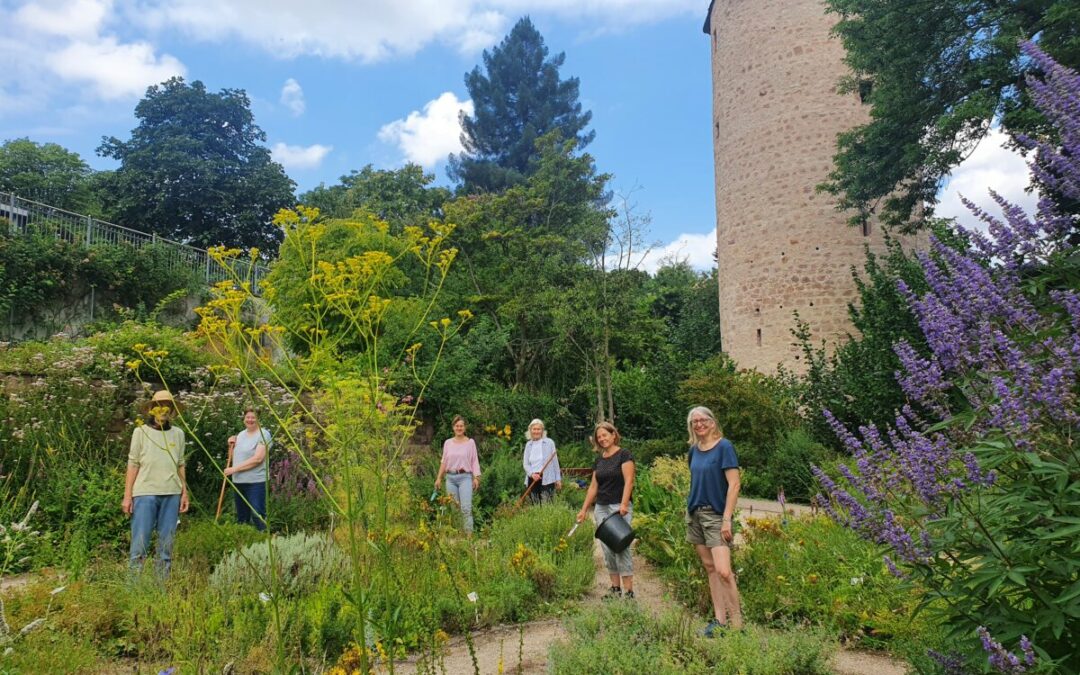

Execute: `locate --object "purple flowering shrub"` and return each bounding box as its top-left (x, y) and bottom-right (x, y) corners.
top-left (814, 43), bottom-right (1079, 674)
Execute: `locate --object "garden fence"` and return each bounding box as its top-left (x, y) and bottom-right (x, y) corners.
top-left (0, 191), bottom-right (268, 295)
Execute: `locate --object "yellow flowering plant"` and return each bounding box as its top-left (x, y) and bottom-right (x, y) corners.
top-left (189, 206), bottom-right (469, 674)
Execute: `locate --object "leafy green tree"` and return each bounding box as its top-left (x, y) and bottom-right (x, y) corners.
top-left (0, 138), bottom-right (101, 213)
top-left (300, 163), bottom-right (450, 228)
top-left (649, 262), bottom-right (721, 364)
top-left (98, 77), bottom-right (295, 251)
top-left (444, 133), bottom-right (610, 389)
top-left (449, 17), bottom-right (594, 193)
top-left (821, 0), bottom-right (1080, 226)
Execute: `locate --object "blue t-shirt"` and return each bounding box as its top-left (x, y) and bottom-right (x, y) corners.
top-left (687, 438), bottom-right (739, 514)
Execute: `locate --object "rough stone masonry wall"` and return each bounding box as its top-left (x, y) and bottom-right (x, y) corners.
top-left (708, 0), bottom-right (899, 373)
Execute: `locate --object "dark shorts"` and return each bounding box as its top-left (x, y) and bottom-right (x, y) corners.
top-left (686, 506), bottom-right (733, 549)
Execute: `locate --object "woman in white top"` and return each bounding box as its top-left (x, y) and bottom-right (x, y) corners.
top-left (224, 408), bottom-right (272, 531)
top-left (522, 418), bottom-right (561, 504)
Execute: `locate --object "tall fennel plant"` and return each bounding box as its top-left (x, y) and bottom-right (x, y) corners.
top-left (814, 42), bottom-right (1079, 674)
top-left (192, 206), bottom-right (467, 672)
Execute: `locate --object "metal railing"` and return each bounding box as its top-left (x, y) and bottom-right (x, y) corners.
top-left (0, 191), bottom-right (269, 295)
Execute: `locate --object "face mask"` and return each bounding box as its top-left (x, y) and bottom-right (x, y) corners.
top-left (149, 405), bottom-right (172, 426)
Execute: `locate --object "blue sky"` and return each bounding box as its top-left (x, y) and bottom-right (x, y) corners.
top-left (0, 0), bottom-right (1034, 270)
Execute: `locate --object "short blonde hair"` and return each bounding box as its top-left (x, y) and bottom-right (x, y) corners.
top-left (526, 419), bottom-right (547, 439)
top-left (686, 406), bottom-right (723, 445)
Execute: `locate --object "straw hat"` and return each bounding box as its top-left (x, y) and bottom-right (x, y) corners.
top-left (141, 389), bottom-right (182, 414)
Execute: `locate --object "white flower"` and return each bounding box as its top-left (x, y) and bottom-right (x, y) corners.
top-left (258, 592), bottom-right (272, 603)
top-left (466, 592), bottom-right (478, 603)
top-left (50, 586), bottom-right (67, 595)
top-left (850, 576), bottom-right (864, 586)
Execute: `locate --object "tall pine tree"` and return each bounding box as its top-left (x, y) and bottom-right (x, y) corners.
top-left (449, 17), bottom-right (594, 194)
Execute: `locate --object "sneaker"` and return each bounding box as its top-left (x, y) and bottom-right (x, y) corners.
top-left (623, 590), bottom-right (635, 600)
top-left (699, 619), bottom-right (727, 638)
top-left (602, 586), bottom-right (622, 600)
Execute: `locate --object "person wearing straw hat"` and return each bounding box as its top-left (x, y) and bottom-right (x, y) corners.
top-left (224, 408), bottom-right (271, 531)
top-left (122, 390), bottom-right (189, 576)
top-left (522, 419), bottom-right (561, 504)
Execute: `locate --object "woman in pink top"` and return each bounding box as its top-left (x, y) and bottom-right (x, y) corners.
top-left (434, 415), bottom-right (482, 533)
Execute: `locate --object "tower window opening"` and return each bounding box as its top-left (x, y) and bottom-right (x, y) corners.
top-left (756, 328), bottom-right (762, 347)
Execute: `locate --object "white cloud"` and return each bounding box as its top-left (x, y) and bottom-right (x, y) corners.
top-left (133, 0), bottom-right (699, 62)
top-left (280, 78), bottom-right (305, 116)
top-left (2, 0), bottom-right (184, 106)
top-left (937, 128), bottom-right (1038, 231)
top-left (378, 92), bottom-right (474, 168)
top-left (47, 37), bottom-right (185, 99)
top-left (13, 0), bottom-right (110, 40)
top-left (639, 229), bottom-right (716, 274)
top-left (271, 142), bottom-right (333, 170)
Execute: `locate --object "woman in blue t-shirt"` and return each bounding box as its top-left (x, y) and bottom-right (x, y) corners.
top-left (685, 405), bottom-right (743, 636)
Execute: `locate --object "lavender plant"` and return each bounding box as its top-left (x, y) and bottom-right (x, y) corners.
top-left (814, 42), bottom-right (1079, 673)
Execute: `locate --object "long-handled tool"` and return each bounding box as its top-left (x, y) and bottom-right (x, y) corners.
top-left (214, 438), bottom-right (236, 522)
top-left (517, 446), bottom-right (560, 507)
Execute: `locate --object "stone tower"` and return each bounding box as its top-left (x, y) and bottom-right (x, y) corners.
top-left (704, 0), bottom-right (897, 372)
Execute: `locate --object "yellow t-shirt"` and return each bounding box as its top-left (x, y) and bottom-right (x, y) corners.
top-left (128, 424), bottom-right (186, 497)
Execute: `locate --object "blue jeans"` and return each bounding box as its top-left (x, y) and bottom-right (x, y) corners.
top-left (129, 494), bottom-right (181, 575)
top-left (445, 472), bottom-right (474, 533)
top-left (234, 481), bottom-right (267, 531)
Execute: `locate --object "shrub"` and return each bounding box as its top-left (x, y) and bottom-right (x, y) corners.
top-left (765, 428), bottom-right (835, 503)
top-left (86, 320), bottom-right (211, 389)
top-left (173, 519), bottom-right (268, 573)
top-left (815, 44), bottom-right (1080, 673)
top-left (738, 516), bottom-right (936, 652)
top-left (210, 532), bottom-right (348, 597)
top-left (551, 602), bottom-right (836, 674)
top-left (678, 354), bottom-right (799, 453)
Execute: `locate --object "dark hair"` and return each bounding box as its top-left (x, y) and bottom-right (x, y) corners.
top-left (451, 415), bottom-right (466, 427)
top-left (243, 407), bottom-right (258, 416)
top-left (589, 421), bottom-right (621, 451)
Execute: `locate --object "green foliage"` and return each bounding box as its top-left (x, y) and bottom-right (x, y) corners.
top-left (0, 138), bottom-right (101, 214)
top-left (210, 532), bottom-right (349, 597)
top-left (551, 602), bottom-right (836, 675)
top-left (86, 320), bottom-right (210, 388)
top-left (649, 263), bottom-right (722, 365)
top-left (678, 354), bottom-right (802, 497)
top-left (449, 17), bottom-right (594, 193)
top-left (738, 516), bottom-right (936, 653)
top-left (172, 519), bottom-right (268, 574)
top-left (299, 163), bottom-right (450, 227)
top-left (820, 0), bottom-right (1080, 225)
top-left (444, 133), bottom-right (611, 394)
top-left (262, 208), bottom-right (424, 358)
top-left (97, 76), bottom-right (295, 251)
top-left (765, 429), bottom-right (835, 503)
top-left (679, 354), bottom-right (798, 453)
top-left (0, 227), bottom-right (198, 327)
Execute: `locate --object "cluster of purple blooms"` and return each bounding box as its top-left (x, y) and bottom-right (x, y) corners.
top-left (814, 42), bottom-right (1080, 673)
top-left (271, 451), bottom-right (323, 500)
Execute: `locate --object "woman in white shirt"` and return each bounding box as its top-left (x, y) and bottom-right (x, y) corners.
top-left (522, 418), bottom-right (561, 504)
top-left (224, 408), bottom-right (271, 531)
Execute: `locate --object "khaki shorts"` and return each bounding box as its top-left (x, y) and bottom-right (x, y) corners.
top-left (686, 507), bottom-right (733, 549)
